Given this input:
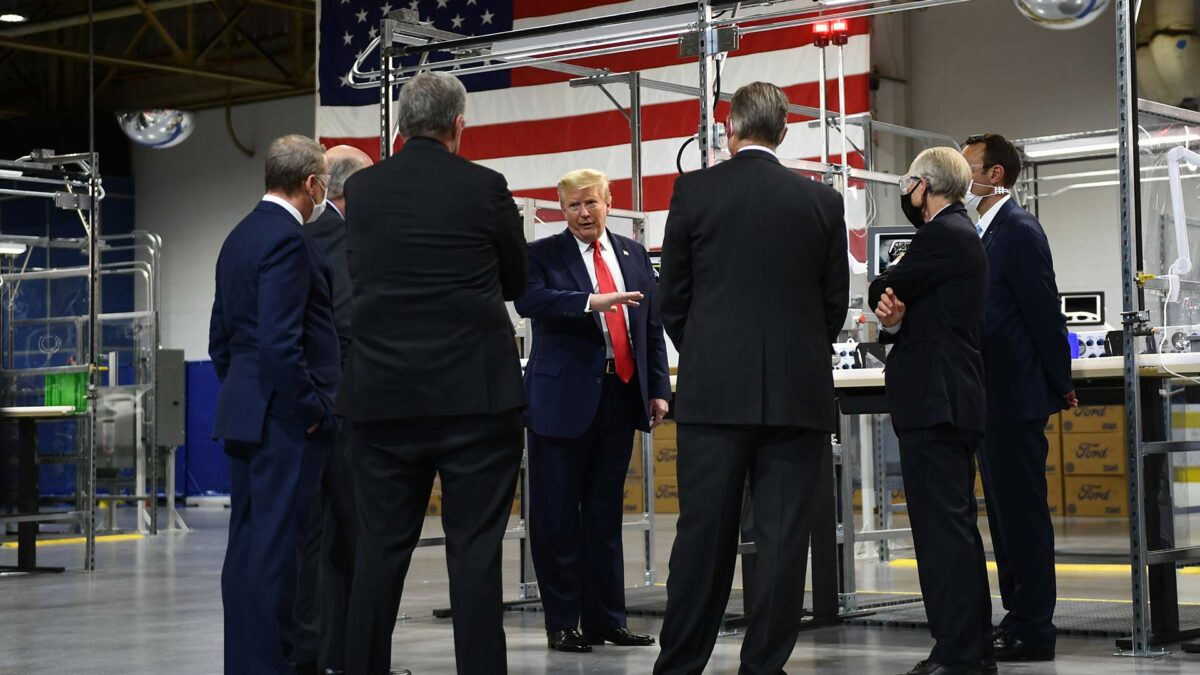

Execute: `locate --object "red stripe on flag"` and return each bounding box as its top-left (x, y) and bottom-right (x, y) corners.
top-left (458, 74), bottom-right (869, 161)
top-left (510, 19), bottom-right (868, 87)
top-left (514, 0), bottom-right (625, 19)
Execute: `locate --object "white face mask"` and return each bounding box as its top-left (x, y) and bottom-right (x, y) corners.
top-left (306, 180), bottom-right (327, 224)
top-left (963, 181), bottom-right (1009, 210)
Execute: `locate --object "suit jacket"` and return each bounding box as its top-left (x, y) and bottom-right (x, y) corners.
top-left (514, 229), bottom-right (672, 439)
top-left (868, 203), bottom-right (987, 433)
top-left (305, 202), bottom-right (352, 367)
top-left (337, 136), bottom-right (527, 422)
top-left (980, 199), bottom-right (1072, 424)
top-left (208, 200), bottom-right (340, 444)
top-left (659, 149), bottom-right (850, 430)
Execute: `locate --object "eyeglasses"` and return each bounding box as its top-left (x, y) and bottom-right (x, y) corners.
top-left (898, 175), bottom-right (924, 194)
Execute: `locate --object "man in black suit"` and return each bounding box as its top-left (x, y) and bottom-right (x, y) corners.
top-left (338, 71), bottom-right (527, 675)
top-left (209, 134), bottom-right (340, 675)
top-left (655, 81), bottom-right (849, 675)
top-left (962, 133), bottom-right (1075, 662)
top-left (514, 168), bottom-right (670, 654)
top-left (292, 144), bottom-right (373, 674)
top-left (869, 147), bottom-right (992, 675)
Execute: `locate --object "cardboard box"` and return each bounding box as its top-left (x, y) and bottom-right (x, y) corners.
top-left (654, 476), bottom-right (679, 514)
top-left (1064, 476), bottom-right (1128, 517)
top-left (1062, 432), bottom-right (1128, 475)
top-left (1045, 430), bottom-right (1063, 475)
top-left (851, 488), bottom-right (905, 509)
top-left (1046, 474), bottom-right (1064, 516)
top-left (1062, 405), bottom-right (1125, 434)
top-left (1045, 413), bottom-right (1060, 434)
top-left (427, 481), bottom-right (442, 516)
top-left (653, 420), bottom-right (677, 441)
top-left (654, 444), bottom-right (678, 477)
top-left (623, 478), bottom-right (645, 514)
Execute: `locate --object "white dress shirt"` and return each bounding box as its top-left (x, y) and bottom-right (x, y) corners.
top-left (262, 194), bottom-right (303, 226)
top-left (577, 229), bottom-right (631, 358)
top-left (737, 144), bottom-right (778, 157)
top-left (975, 194), bottom-right (1011, 238)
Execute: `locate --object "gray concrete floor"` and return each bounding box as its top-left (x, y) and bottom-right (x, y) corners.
top-left (1, 508), bottom-right (1199, 674)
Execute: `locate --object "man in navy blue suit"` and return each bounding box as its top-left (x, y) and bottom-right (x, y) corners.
top-left (209, 134), bottom-right (340, 675)
top-left (962, 133), bottom-right (1076, 663)
top-left (515, 168), bottom-right (671, 653)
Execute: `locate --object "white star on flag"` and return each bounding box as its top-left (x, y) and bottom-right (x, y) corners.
top-left (368, 26), bottom-right (378, 39)
top-left (480, 9), bottom-right (494, 24)
top-left (451, 14), bottom-right (464, 28)
top-left (355, 8), bottom-right (368, 23)
top-left (408, 0), bottom-right (418, 8)
top-left (343, 31), bottom-right (353, 46)
top-left (466, 0), bottom-right (477, 5)
top-left (340, 74), bottom-right (351, 87)
top-left (436, 0), bottom-right (449, 8)
top-left (379, 3), bottom-right (392, 16)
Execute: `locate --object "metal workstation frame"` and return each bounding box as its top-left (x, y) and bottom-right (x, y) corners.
top-left (342, 0), bottom-right (970, 613)
top-left (0, 151), bottom-right (103, 571)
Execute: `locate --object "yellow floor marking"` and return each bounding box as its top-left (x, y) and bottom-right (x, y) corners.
top-left (1, 533), bottom-right (143, 548)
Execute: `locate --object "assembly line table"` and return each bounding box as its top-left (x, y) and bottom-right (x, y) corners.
top-left (0, 405), bottom-right (80, 575)
top-left (834, 353), bottom-right (1200, 647)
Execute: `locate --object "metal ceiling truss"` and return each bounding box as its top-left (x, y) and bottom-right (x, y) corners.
top-left (0, 0), bottom-right (315, 115)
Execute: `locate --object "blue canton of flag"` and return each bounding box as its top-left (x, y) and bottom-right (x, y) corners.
top-left (319, 0), bottom-right (515, 107)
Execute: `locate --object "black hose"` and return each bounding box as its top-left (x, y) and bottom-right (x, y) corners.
top-left (676, 136), bottom-right (697, 175)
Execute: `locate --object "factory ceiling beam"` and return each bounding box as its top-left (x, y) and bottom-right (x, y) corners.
top-left (96, 21), bottom-right (153, 96)
top-left (0, 36), bottom-right (297, 89)
top-left (196, 3), bottom-right (252, 64)
top-left (208, 1), bottom-right (291, 79)
top-left (0, 0), bottom-right (212, 39)
top-left (252, 0), bottom-right (316, 15)
top-left (133, 0), bottom-right (189, 63)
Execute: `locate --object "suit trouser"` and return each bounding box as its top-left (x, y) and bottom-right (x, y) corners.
top-left (344, 411), bottom-right (524, 675)
top-left (289, 418), bottom-right (359, 671)
top-left (527, 372), bottom-right (641, 632)
top-left (897, 426), bottom-right (992, 668)
top-left (222, 414), bottom-right (329, 675)
top-left (979, 418), bottom-right (1057, 648)
top-left (654, 424), bottom-right (825, 675)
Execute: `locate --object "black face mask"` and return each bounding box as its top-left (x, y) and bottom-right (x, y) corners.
top-left (900, 181), bottom-right (925, 228)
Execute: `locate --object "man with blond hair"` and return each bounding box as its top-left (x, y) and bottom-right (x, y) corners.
top-left (869, 146), bottom-right (992, 675)
top-left (515, 168), bottom-right (671, 654)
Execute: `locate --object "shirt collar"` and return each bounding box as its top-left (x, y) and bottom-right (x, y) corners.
top-left (929, 203), bottom-right (953, 222)
top-left (737, 145), bottom-right (778, 158)
top-left (262, 194), bottom-right (303, 225)
top-left (575, 228), bottom-right (611, 254)
top-left (326, 199), bottom-right (343, 219)
top-left (975, 195), bottom-right (1011, 238)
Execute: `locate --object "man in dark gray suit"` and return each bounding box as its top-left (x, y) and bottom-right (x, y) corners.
top-left (293, 144), bottom-right (372, 675)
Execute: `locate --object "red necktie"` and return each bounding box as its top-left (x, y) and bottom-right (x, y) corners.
top-left (592, 241), bottom-right (634, 383)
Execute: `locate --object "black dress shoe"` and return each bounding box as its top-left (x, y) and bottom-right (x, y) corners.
top-left (896, 660), bottom-right (982, 675)
top-left (980, 657), bottom-right (998, 675)
top-left (582, 626), bottom-right (656, 646)
top-left (993, 631), bottom-right (1054, 662)
top-left (548, 628), bottom-right (593, 653)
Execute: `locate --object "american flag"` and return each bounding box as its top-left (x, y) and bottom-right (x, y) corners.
top-left (316, 0), bottom-right (871, 252)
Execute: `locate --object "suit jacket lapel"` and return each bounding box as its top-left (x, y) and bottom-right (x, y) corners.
top-left (609, 233), bottom-right (642, 339)
top-left (982, 200), bottom-right (1015, 253)
top-left (557, 230), bottom-right (604, 333)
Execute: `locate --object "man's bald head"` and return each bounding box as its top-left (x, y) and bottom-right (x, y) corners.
top-left (325, 145), bottom-right (374, 201)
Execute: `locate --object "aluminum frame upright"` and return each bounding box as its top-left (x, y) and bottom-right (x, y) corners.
top-left (1114, 0), bottom-right (1155, 657)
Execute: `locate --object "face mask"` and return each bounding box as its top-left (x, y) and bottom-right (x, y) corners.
top-left (306, 182), bottom-right (326, 224)
top-left (900, 181), bottom-right (925, 228)
top-left (963, 181), bottom-right (1009, 211)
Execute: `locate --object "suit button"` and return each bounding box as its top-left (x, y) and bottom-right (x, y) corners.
top-left (596, 377), bottom-right (602, 384)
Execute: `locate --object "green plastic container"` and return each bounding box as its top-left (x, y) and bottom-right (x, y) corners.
top-left (44, 371), bottom-right (88, 413)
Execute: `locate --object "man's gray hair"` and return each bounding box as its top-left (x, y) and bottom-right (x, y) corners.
top-left (396, 72), bottom-right (468, 139)
top-left (909, 146), bottom-right (972, 201)
top-left (327, 153), bottom-right (371, 200)
top-left (730, 82), bottom-right (789, 146)
top-left (264, 134), bottom-right (325, 195)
